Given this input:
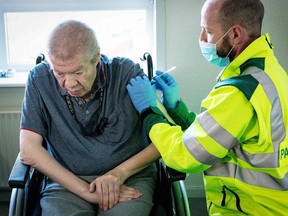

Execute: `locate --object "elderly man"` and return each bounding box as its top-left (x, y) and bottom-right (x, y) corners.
top-left (20, 20), bottom-right (160, 216)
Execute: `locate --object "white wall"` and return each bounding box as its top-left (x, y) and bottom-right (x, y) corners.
top-left (164, 0), bottom-right (288, 197)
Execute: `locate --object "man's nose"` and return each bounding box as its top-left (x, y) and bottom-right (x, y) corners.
top-left (199, 29), bottom-right (207, 42)
top-left (64, 75), bottom-right (78, 88)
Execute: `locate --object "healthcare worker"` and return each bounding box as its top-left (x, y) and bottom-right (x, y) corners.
top-left (126, 0), bottom-right (288, 215)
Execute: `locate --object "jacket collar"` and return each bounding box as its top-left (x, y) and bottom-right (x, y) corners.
top-left (218, 34), bottom-right (274, 81)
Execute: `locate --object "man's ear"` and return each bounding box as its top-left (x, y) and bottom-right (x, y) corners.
top-left (96, 48), bottom-right (101, 63)
top-left (231, 24), bottom-right (245, 45)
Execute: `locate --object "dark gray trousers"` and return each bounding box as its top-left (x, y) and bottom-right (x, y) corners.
top-left (40, 164), bottom-right (157, 216)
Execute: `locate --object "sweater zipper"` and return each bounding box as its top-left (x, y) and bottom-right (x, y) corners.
top-left (221, 185), bottom-right (248, 215)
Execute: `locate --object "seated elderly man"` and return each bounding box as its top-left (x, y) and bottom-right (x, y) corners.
top-left (19, 20), bottom-right (160, 216)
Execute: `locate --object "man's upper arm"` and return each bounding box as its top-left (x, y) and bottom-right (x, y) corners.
top-left (19, 129), bottom-right (44, 165)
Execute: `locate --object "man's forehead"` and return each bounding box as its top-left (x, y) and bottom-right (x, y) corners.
top-left (50, 56), bottom-right (85, 73)
top-left (52, 61), bottom-right (85, 74)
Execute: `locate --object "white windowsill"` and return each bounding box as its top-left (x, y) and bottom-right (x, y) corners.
top-left (0, 72), bottom-right (29, 87)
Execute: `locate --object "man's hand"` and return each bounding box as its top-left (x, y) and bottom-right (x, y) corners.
top-left (118, 184), bottom-right (142, 202)
top-left (89, 173), bottom-right (142, 211)
top-left (126, 75), bottom-right (157, 113)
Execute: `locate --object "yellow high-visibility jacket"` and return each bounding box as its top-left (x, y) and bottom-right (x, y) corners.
top-left (142, 34), bottom-right (288, 215)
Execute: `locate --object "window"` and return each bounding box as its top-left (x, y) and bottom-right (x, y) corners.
top-left (0, 0), bottom-right (155, 72)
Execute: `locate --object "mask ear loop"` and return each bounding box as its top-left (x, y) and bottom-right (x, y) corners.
top-left (217, 27), bottom-right (235, 59)
top-left (215, 27), bottom-right (233, 45)
top-left (225, 44), bottom-right (235, 58)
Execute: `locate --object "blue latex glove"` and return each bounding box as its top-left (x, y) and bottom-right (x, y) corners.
top-left (126, 75), bottom-right (156, 113)
top-left (153, 70), bottom-right (178, 109)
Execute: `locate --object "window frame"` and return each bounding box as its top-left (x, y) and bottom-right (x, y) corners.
top-left (0, 0), bottom-right (156, 72)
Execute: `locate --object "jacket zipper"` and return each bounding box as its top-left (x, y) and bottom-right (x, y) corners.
top-left (221, 185), bottom-right (248, 215)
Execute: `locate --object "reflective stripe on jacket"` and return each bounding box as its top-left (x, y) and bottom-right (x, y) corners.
top-left (142, 34), bottom-right (288, 215)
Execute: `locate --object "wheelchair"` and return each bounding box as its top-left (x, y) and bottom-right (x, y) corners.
top-left (8, 53), bottom-right (191, 216)
top-left (8, 153), bottom-right (190, 216)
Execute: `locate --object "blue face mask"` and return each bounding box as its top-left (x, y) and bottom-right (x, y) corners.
top-left (199, 28), bottom-right (234, 67)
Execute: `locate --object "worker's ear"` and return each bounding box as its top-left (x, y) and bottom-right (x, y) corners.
top-left (231, 24), bottom-right (245, 45)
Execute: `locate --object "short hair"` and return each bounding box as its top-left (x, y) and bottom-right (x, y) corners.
top-left (218, 0), bottom-right (264, 38)
top-left (47, 20), bottom-right (100, 63)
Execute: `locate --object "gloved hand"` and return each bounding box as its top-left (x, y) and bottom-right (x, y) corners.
top-left (126, 75), bottom-right (156, 113)
top-left (153, 70), bottom-right (178, 109)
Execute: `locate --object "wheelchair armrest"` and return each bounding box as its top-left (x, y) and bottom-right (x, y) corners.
top-left (165, 166), bottom-right (187, 182)
top-left (160, 160), bottom-right (187, 182)
top-left (8, 153), bottom-right (30, 189)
